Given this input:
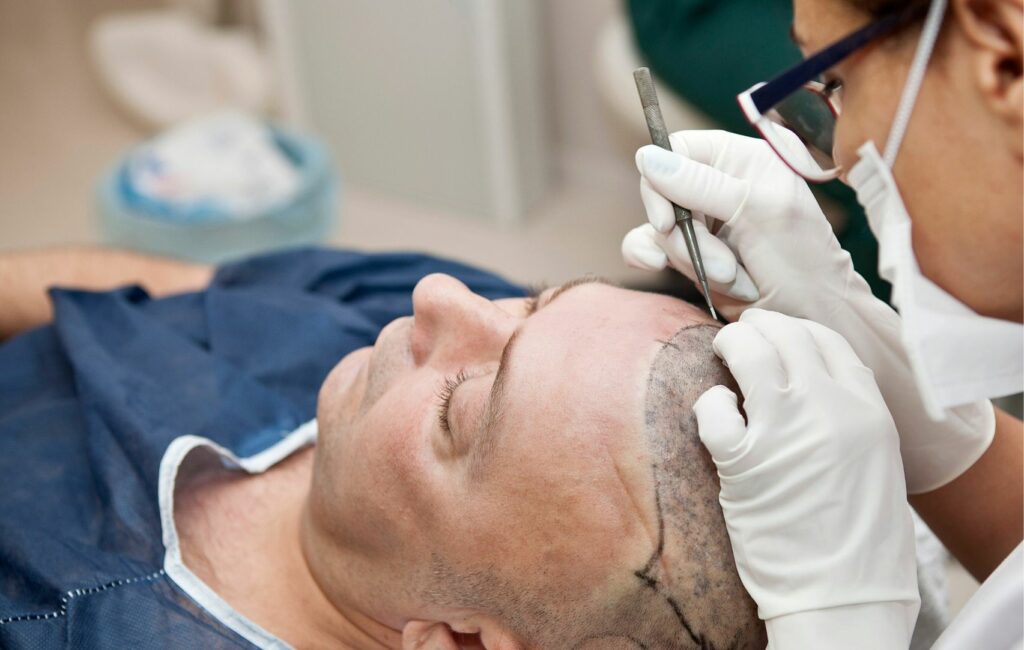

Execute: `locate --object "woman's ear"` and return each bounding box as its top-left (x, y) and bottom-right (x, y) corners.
top-left (953, 0), bottom-right (1023, 130)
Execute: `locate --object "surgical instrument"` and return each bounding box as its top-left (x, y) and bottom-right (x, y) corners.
top-left (633, 67), bottom-right (718, 320)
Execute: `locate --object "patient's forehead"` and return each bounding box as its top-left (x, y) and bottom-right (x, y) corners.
top-left (484, 282), bottom-right (715, 493)
top-left (470, 285), bottom-right (718, 588)
top-left (508, 284), bottom-right (715, 416)
top-left (489, 283), bottom-right (714, 443)
top-left (525, 282), bottom-right (713, 350)
top-left (479, 282), bottom-right (717, 473)
top-left (499, 283), bottom-right (710, 328)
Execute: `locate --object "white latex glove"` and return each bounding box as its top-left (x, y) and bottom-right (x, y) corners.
top-left (621, 129), bottom-right (994, 494)
top-left (694, 309), bottom-right (920, 650)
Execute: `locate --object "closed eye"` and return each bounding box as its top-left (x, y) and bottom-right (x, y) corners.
top-left (437, 369), bottom-right (469, 438)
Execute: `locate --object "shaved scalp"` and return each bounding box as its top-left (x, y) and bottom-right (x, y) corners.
top-left (624, 324), bottom-right (765, 648)
top-left (569, 325), bottom-right (765, 649)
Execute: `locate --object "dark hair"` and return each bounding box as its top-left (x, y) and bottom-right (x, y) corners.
top-left (848, 0), bottom-right (930, 17)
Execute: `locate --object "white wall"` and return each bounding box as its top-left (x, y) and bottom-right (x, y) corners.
top-left (275, 0), bottom-right (641, 221)
top-left (542, 0), bottom-right (626, 164)
top-left (281, 0), bottom-right (551, 223)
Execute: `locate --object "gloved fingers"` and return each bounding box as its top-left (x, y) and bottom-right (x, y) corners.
top-left (712, 321), bottom-right (786, 399)
top-left (800, 319), bottom-right (876, 387)
top-left (636, 145), bottom-right (749, 223)
top-left (621, 224), bottom-right (669, 272)
top-left (667, 130), bottom-right (729, 167)
top-left (773, 125), bottom-right (823, 172)
top-left (693, 218), bottom-right (733, 282)
top-left (622, 224), bottom-right (759, 314)
top-left (659, 226), bottom-right (760, 301)
top-left (668, 129), bottom-right (767, 170)
top-left (739, 309), bottom-right (829, 385)
top-left (691, 209), bottom-right (714, 231)
top-left (693, 385), bottom-right (748, 464)
top-left (640, 177), bottom-right (677, 233)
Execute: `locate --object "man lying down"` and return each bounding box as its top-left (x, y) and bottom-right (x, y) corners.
top-left (0, 246), bottom-right (762, 648)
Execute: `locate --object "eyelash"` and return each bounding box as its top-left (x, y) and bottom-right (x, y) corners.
top-left (823, 76), bottom-right (843, 97)
top-left (437, 369), bottom-right (470, 436)
top-left (434, 281), bottom-right (566, 436)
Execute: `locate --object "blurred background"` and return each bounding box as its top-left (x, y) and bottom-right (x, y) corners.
top-left (1, 0), bottom-right (688, 290)
top-left (0, 0), bottom-right (881, 292)
top-left (0, 0), bottom-right (991, 616)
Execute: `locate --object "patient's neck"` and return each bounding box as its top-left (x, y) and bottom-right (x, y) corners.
top-left (174, 446), bottom-right (399, 649)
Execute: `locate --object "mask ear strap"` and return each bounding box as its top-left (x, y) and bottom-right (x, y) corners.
top-left (883, 0), bottom-right (948, 168)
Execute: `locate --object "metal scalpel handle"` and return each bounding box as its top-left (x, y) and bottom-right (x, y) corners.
top-left (633, 67), bottom-right (718, 320)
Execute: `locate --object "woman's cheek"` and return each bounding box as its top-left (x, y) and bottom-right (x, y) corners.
top-left (833, 112), bottom-right (862, 179)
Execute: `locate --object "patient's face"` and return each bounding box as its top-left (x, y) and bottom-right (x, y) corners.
top-left (308, 274), bottom-right (716, 633)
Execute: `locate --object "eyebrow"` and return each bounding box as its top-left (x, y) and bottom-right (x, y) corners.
top-left (471, 276), bottom-right (611, 467)
top-left (536, 276), bottom-right (608, 312)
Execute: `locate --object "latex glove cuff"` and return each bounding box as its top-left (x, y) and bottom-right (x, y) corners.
top-left (767, 602), bottom-right (919, 650)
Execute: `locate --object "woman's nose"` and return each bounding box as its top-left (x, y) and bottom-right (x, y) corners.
top-left (410, 274), bottom-right (517, 365)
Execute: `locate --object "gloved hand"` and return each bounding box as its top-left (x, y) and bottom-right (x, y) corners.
top-left (694, 309), bottom-right (920, 650)
top-left (621, 129), bottom-right (994, 493)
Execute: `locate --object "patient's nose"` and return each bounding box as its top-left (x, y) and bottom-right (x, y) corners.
top-left (410, 274), bottom-right (516, 366)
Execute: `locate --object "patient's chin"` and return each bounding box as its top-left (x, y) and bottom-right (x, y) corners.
top-left (318, 347), bottom-right (371, 419)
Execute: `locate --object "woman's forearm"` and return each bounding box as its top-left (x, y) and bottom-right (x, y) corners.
top-left (910, 407), bottom-right (1024, 580)
top-left (0, 246), bottom-right (213, 339)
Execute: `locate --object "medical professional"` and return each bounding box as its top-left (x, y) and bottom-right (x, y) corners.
top-left (621, 0), bottom-right (1023, 647)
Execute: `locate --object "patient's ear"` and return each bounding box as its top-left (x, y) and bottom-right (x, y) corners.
top-left (401, 619), bottom-right (523, 650)
top-left (476, 622), bottom-right (525, 649)
top-left (401, 621), bottom-right (460, 650)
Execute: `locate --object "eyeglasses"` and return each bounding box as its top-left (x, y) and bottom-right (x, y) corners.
top-left (737, 4), bottom-right (928, 183)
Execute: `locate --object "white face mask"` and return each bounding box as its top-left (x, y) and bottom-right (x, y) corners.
top-left (847, 0), bottom-right (1023, 419)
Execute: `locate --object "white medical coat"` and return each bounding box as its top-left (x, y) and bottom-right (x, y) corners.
top-left (932, 542), bottom-right (1023, 650)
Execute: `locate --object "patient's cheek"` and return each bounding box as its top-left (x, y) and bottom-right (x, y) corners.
top-left (319, 348), bottom-right (371, 416)
top-left (575, 638), bottom-right (646, 649)
top-left (364, 392), bottom-right (439, 476)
